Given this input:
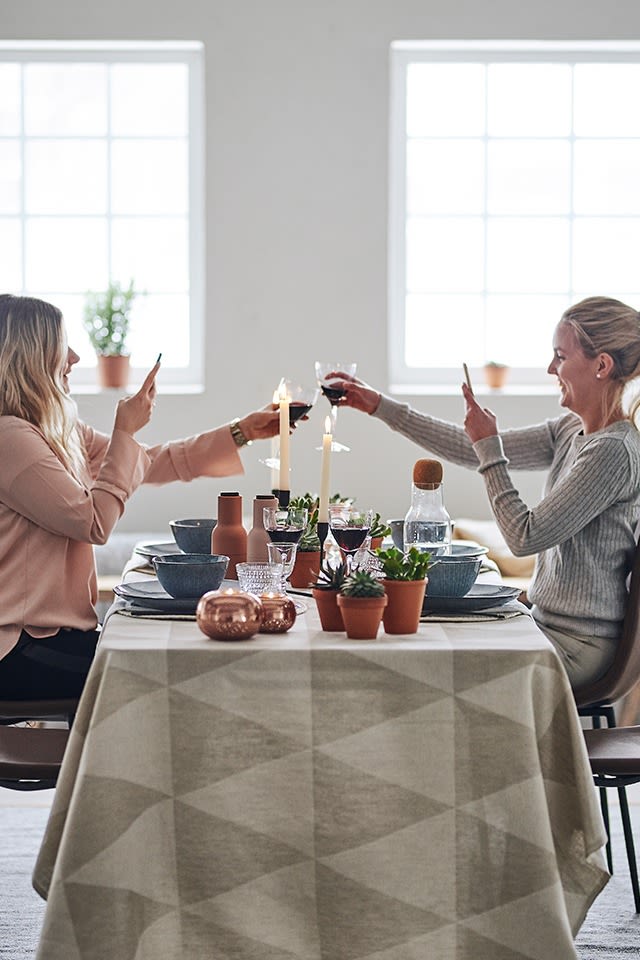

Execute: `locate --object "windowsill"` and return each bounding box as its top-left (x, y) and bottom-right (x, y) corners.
top-left (72, 383), bottom-right (204, 396)
top-left (390, 383), bottom-right (560, 398)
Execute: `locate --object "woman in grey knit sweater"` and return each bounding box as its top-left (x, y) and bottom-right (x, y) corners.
top-left (334, 297), bottom-right (640, 691)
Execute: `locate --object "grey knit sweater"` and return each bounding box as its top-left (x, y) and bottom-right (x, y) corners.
top-left (375, 394), bottom-right (640, 639)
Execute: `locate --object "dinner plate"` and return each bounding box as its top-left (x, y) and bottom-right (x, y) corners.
top-left (422, 583), bottom-right (521, 614)
top-left (114, 578), bottom-right (307, 615)
top-left (134, 541), bottom-right (182, 561)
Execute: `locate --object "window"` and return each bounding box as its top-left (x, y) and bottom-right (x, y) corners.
top-left (0, 41), bottom-right (204, 388)
top-left (389, 41), bottom-right (640, 388)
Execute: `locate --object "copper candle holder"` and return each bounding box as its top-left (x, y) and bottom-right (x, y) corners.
top-left (196, 589), bottom-right (262, 641)
top-left (258, 592), bottom-right (297, 633)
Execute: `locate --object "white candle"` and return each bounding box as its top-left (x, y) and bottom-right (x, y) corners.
top-left (271, 389), bottom-right (280, 490)
top-left (278, 382), bottom-right (290, 491)
top-left (319, 415), bottom-right (332, 522)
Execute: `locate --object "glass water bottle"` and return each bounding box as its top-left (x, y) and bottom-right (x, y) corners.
top-left (403, 483), bottom-right (452, 557)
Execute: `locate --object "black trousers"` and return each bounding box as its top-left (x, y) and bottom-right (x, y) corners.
top-left (0, 628), bottom-right (100, 699)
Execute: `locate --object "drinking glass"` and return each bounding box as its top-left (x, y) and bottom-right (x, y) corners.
top-left (263, 506), bottom-right (308, 588)
top-left (328, 505), bottom-right (373, 576)
top-left (237, 561), bottom-right (284, 595)
top-left (267, 542), bottom-right (297, 592)
top-left (314, 361), bottom-right (357, 453)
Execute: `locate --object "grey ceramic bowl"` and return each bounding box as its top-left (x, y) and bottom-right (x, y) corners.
top-left (426, 556), bottom-right (482, 597)
top-left (170, 518), bottom-right (217, 554)
top-left (153, 553), bottom-right (229, 598)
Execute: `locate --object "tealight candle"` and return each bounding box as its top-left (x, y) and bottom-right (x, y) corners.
top-left (319, 416), bottom-right (332, 523)
top-left (278, 381), bottom-right (290, 492)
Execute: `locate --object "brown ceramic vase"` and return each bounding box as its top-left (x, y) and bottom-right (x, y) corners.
top-left (97, 354), bottom-right (130, 389)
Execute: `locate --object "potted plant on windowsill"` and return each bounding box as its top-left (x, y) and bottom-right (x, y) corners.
top-left (311, 559), bottom-right (347, 631)
top-left (483, 361), bottom-right (509, 390)
top-left (374, 546), bottom-right (431, 635)
top-left (83, 279), bottom-right (136, 389)
top-left (337, 570), bottom-right (387, 640)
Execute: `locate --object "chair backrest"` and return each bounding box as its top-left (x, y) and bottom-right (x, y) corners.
top-left (0, 698), bottom-right (78, 726)
top-left (574, 539), bottom-right (640, 707)
top-left (0, 726), bottom-right (69, 790)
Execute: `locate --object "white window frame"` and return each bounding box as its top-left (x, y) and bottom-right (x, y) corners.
top-left (0, 40), bottom-right (205, 390)
top-left (389, 40), bottom-right (640, 391)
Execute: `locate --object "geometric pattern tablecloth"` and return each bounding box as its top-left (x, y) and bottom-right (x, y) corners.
top-left (33, 611), bottom-right (608, 960)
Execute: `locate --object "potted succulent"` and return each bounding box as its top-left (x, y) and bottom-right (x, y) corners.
top-left (483, 361), bottom-right (509, 390)
top-left (375, 546), bottom-right (431, 635)
top-left (337, 570), bottom-right (388, 640)
top-left (368, 512), bottom-right (392, 552)
top-left (83, 279), bottom-right (136, 389)
top-left (311, 559), bottom-right (347, 631)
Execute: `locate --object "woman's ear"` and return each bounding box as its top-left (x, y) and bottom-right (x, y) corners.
top-left (597, 352), bottom-right (616, 379)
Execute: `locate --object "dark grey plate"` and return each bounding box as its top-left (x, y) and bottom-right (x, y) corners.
top-left (422, 583), bottom-right (520, 614)
top-left (114, 578), bottom-right (307, 615)
top-left (134, 541), bottom-right (182, 561)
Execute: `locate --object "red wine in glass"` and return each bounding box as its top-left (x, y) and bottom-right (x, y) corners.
top-left (267, 528), bottom-right (304, 544)
top-left (331, 526), bottom-right (369, 552)
top-left (320, 384), bottom-right (346, 403)
top-left (288, 402), bottom-right (313, 424)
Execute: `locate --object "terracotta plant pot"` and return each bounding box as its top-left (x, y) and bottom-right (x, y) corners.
top-left (483, 364), bottom-right (509, 390)
top-left (312, 588), bottom-right (344, 631)
top-left (369, 536), bottom-right (384, 552)
top-left (382, 578), bottom-right (428, 635)
top-left (290, 551), bottom-right (321, 589)
top-left (336, 594), bottom-right (388, 640)
top-left (97, 354), bottom-right (130, 389)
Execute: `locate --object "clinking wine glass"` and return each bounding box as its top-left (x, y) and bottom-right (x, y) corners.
top-left (263, 506), bottom-right (308, 588)
top-left (328, 505), bottom-right (373, 576)
top-left (314, 361), bottom-right (357, 453)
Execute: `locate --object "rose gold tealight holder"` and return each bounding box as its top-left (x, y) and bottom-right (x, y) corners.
top-left (196, 588), bottom-right (262, 641)
top-left (258, 592), bottom-right (297, 633)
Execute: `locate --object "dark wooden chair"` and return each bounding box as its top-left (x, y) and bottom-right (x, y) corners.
top-left (0, 698), bottom-right (78, 790)
top-left (573, 541), bottom-right (640, 877)
top-left (583, 725), bottom-right (640, 911)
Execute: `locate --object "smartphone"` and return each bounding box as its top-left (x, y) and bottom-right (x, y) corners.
top-left (462, 362), bottom-right (474, 395)
top-left (156, 352), bottom-right (162, 364)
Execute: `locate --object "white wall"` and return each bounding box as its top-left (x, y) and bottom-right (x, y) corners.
top-left (4, 1), bottom-right (639, 531)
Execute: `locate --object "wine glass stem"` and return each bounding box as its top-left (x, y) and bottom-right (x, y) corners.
top-left (331, 403), bottom-right (339, 430)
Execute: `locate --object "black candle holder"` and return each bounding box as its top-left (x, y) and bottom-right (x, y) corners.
top-left (317, 521), bottom-right (329, 556)
top-left (272, 489), bottom-right (290, 509)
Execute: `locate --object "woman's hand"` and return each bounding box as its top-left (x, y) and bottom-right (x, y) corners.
top-left (326, 371), bottom-right (381, 415)
top-left (238, 408), bottom-right (281, 442)
top-left (462, 382), bottom-right (499, 442)
top-left (113, 360), bottom-right (160, 436)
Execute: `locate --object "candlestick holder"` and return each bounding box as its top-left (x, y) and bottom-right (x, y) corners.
top-left (272, 489), bottom-right (290, 508)
top-left (317, 521), bottom-right (329, 557)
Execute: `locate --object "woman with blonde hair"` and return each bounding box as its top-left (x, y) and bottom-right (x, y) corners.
top-left (0, 294), bottom-right (280, 699)
top-left (333, 296), bottom-right (640, 690)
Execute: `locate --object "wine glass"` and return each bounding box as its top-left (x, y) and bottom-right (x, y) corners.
top-left (266, 542), bottom-right (297, 593)
top-left (263, 507), bottom-right (308, 589)
top-left (328, 504), bottom-right (373, 576)
top-left (259, 380), bottom-right (319, 477)
top-left (314, 361), bottom-right (357, 453)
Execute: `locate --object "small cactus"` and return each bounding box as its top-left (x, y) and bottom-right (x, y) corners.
top-left (340, 570), bottom-right (386, 598)
top-left (313, 560), bottom-right (348, 591)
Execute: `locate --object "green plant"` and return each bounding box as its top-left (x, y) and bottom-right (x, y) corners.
top-left (484, 360), bottom-right (508, 369)
top-left (313, 559), bottom-right (348, 591)
top-left (340, 570), bottom-right (386, 598)
top-left (369, 512), bottom-right (391, 540)
top-left (83, 279), bottom-right (136, 356)
top-left (374, 546), bottom-right (431, 581)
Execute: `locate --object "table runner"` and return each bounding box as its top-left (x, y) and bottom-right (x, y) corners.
top-left (33, 606), bottom-right (607, 960)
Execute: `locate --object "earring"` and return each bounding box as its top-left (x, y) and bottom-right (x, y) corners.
top-left (596, 373), bottom-right (601, 379)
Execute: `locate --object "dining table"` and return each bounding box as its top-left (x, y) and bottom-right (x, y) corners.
top-left (32, 558), bottom-right (609, 960)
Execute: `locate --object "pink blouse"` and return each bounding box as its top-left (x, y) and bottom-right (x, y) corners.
top-left (0, 417), bottom-right (243, 659)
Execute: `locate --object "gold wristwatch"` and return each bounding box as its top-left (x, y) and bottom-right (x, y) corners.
top-left (229, 418), bottom-right (251, 447)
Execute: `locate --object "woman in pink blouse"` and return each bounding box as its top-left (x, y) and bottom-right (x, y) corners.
top-left (0, 294), bottom-right (280, 699)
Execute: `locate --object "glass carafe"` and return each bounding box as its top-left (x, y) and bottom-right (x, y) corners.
top-left (403, 483), bottom-right (452, 557)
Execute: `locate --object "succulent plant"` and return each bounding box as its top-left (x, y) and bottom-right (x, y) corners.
top-left (374, 546), bottom-right (431, 581)
top-left (340, 570), bottom-right (386, 598)
top-left (313, 559), bottom-right (348, 591)
top-left (369, 512), bottom-right (391, 540)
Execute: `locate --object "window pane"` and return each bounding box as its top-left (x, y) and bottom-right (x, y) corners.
top-left (488, 140), bottom-right (571, 214)
top-left (0, 219), bottom-right (22, 289)
top-left (407, 217), bottom-right (484, 292)
top-left (111, 63), bottom-right (189, 137)
top-left (111, 217), bottom-right (188, 292)
top-left (574, 64), bottom-right (640, 136)
top-left (0, 63), bottom-right (20, 135)
top-left (127, 294), bottom-right (190, 367)
top-left (407, 63), bottom-right (485, 137)
top-left (0, 140), bottom-right (21, 213)
top-left (25, 218), bottom-right (108, 291)
top-left (574, 140), bottom-right (640, 214)
top-left (111, 140), bottom-right (188, 215)
top-left (24, 64), bottom-right (107, 136)
top-left (407, 140), bottom-right (484, 215)
top-left (406, 294), bottom-right (485, 366)
top-left (487, 218), bottom-right (570, 293)
top-left (573, 219), bottom-right (640, 290)
top-left (487, 63), bottom-right (572, 136)
top-left (485, 295), bottom-right (569, 367)
top-left (25, 140), bottom-right (107, 214)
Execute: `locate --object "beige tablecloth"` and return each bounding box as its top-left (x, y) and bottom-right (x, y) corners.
top-left (33, 602), bottom-right (607, 960)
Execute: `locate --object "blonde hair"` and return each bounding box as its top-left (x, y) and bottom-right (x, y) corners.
top-left (560, 296), bottom-right (640, 428)
top-left (0, 294), bottom-right (85, 477)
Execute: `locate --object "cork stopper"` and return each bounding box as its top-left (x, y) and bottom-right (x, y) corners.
top-left (413, 458), bottom-right (443, 490)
